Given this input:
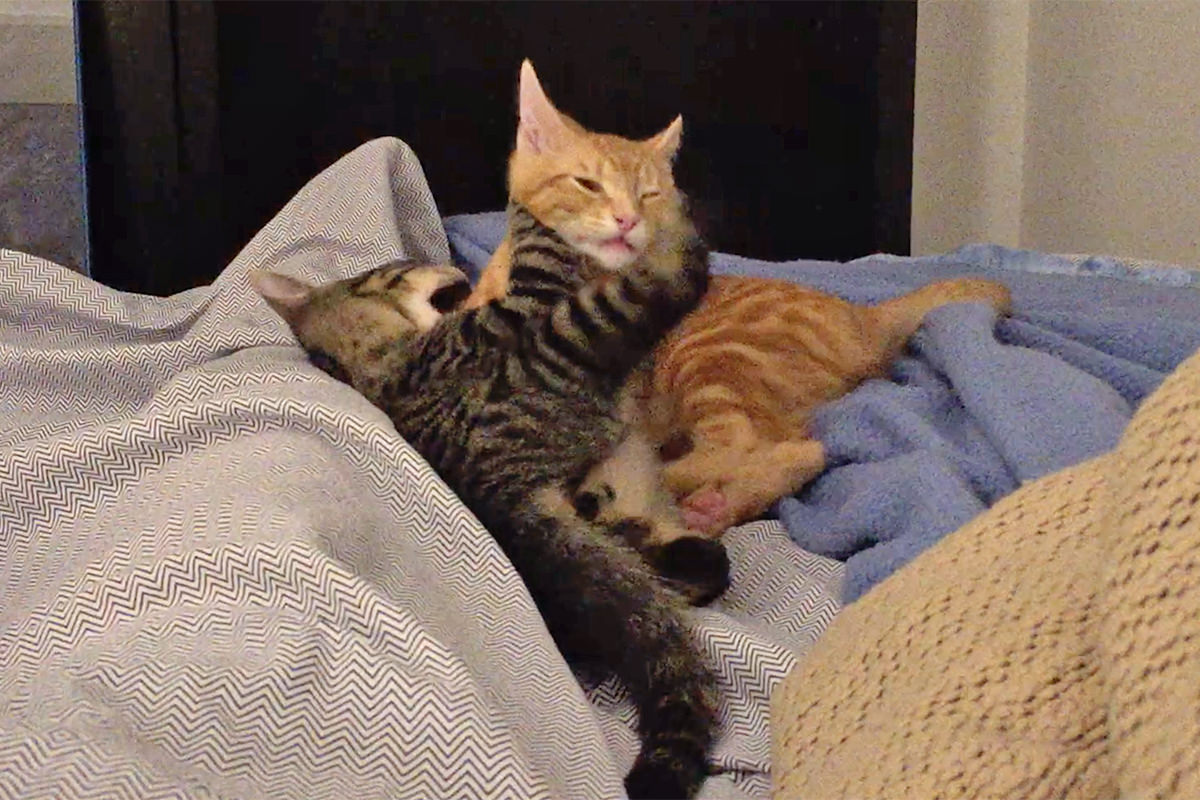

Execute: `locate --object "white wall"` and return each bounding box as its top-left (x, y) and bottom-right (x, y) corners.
top-left (0, 0), bottom-right (77, 104)
top-left (913, 0), bottom-right (1200, 267)
top-left (912, 0), bottom-right (1030, 257)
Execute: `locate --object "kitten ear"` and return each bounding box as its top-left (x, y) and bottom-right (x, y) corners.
top-left (648, 115), bottom-right (684, 160)
top-left (248, 269), bottom-right (314, 321)
top-left (517, 59), bottom-right (571, 155)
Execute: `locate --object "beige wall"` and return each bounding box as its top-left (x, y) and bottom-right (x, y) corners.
top-left (913, 0), bottom-right (1200, 267)
top-left (0, 0), bottom-right (77, 104)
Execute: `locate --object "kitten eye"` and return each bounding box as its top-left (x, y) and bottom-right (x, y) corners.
top-left (640, 189), bottom-right (661, 200)
top-left (573, 177), bottom-right (603, 193)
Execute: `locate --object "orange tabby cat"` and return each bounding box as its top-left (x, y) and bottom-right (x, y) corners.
top-left (647, 275), bottom-right (1010, 533)
top-left (468, 63), bottom-right (685, 306)
top-left (471, 60), bottom-right (1012, 535)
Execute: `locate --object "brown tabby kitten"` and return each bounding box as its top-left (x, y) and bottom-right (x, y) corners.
top-left (467, 59), bottom-right (700, 549)
top-left (470, 60), bottom-right (1013, 535)
top-left (252, 196), bottom-right (722, 799)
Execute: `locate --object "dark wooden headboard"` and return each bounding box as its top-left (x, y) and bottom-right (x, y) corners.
top-left (78, 1), bottom-right (916, 295)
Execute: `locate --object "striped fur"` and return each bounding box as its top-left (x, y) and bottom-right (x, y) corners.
top-left (648, 275), bottom-right (1012, 533)
top-left (467, 59), bottom-right (684, 311)
top-left (465, 58), bottom-right (703, 549)
top-left (254, 204), bottom-right (722, 799)
top-left (465, 62), bottom-right (1013, 536)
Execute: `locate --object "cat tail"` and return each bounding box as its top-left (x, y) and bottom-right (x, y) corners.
top-left (501, 499), bottom-right (718, 799)
top-left (864, 277), bottom-right (1012, 355)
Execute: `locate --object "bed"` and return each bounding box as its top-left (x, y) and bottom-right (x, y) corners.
top-left (2, 138), bottom-right (1199, 799)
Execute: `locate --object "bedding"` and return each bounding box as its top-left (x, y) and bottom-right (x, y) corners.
top-left (0, 138), bottom-right (841, 800)
top-left (4, 133), bottom-right (1197, 799)
top-left (770, 320), bottom-right (1200, 800)
top-left (444, 214), bottom-right (1200, 602)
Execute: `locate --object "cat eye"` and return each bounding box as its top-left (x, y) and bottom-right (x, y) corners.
top-left (640, 189), bottom-right (661, 200)
top-left (573, 177), bottom-right (603, 193)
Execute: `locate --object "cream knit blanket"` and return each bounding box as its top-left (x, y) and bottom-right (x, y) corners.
top-left (771, 343), bottom-right (1200, 799)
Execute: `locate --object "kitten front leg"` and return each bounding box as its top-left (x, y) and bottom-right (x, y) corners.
top-left (573, 431), bottom-right (682, 531)
top-left (642, 538), bottom-right (731, 607)
top-left (533, 226), bottom-right (709, 381)
top-left (570, 502), bottom-right (729, 607)
top-left (571, 433), bottom-right (730, 605)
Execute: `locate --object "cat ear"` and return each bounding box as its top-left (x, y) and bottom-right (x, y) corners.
top-left (248, 269), bottom-right (313, 321)
top-left (648, 115), bottom-right (684, 160)
top-left (516, 59), bottom-right (571, 155)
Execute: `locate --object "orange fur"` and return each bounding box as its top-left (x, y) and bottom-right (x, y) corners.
top-left (651, 276), bottom-right (1011, 533)
top-left (471, 60), bottom-right (1013, 536)
top-left (464, 61), bottom-right (683, 310)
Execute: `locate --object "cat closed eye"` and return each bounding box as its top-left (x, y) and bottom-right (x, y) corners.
top-left (572, 176), bottom-right (603, 193)
top-left (640, 190), bottom-right (661, 200)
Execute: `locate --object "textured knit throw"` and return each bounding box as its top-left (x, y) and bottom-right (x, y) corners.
top-left (771, 342), bottom-right (1200, 799)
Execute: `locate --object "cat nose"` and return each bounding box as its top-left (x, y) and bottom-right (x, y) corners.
top-left (614, 213), bottom-right (641, 233)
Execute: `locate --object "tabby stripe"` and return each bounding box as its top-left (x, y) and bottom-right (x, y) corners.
top-left (618, 274), bottom-right (653, 307)
top-left (554, 298), bottom-right (615, 370)
top-left (525, 346), bottom-right (578, 388)
top-left (567, 295), bottom-right (608, 342)
top-left (465, 313), bottom-right (507, 348)
top-left (510, 263), bottom-right (574, 289)
top-left (488, 424), bottom-right (535, 443)
top-left (591, 290), bottom-right (629, 330)
top-left (532, 323), bottom-right (601, 382)
top-left (485, 364), bottom-right (513, 402)
top-left (479, 451), bottom-right (542, 478)
top-left (345, 270), bottom-right (378, 291)
top-left (507, 205), bottom-right (540, 236)
top-left (542, 316), bottom-right (605, 374)
top-left (491, 303), bottom-right (529, 335)
top-left (510, 285), bottom-right (569, 306)
top-left (457, 312), bottom-right (478, 340)
top-left (473, 409), bottom-right (511, 428)
top-left (307, 348), bottom-right (352, 385)
top-left (512, 243), bottom-right (571, 267)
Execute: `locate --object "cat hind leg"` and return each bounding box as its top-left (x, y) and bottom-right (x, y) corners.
top-left (571, 435), bottom-right (731, 605)
top-left (671, 438), bottom-right (826, 535)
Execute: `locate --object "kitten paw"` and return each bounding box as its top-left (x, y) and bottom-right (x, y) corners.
top-left (572, 483), bottom-right (615, 521)
top-left (680, 488), bottom-right (731, 535)
top-left (609, 517), bottom-right (652, 548)
top-left (625, 753), bottom-right (705, 800)
top-left (649, 536), bottom-right (731, 606)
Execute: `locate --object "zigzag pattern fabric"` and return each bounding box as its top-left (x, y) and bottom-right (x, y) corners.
top-left (0, 138), bottom-right (842, 799)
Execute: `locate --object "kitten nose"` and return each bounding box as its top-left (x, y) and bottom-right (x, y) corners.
top-left (614, 213), bottom-right (641, 233)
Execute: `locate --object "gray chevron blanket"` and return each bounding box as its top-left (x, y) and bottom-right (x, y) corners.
top-left (0, 138), bottom-right (841, 800)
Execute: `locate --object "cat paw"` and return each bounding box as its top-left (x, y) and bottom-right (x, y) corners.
top-left (609, 517), bottom-right (652, 548)
top-left (572, 483), bottom-right (615, 521)
top-left (648, 537), bottom-right (731, 606)
top-left (680, 488), bottom-right (732, 535)
top-left (624, 753), bottom-right (705, 800)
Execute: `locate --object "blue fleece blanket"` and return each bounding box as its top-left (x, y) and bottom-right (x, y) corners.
top-left (443, 212), bottom-right (1200, 602)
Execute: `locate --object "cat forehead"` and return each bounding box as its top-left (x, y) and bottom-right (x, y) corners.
top-left (345, 263), bottom-right (418, 293)
top-left (576, 148), bottom-right (670, 187)
top-left (589, 133), bottom-right (668, 167)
